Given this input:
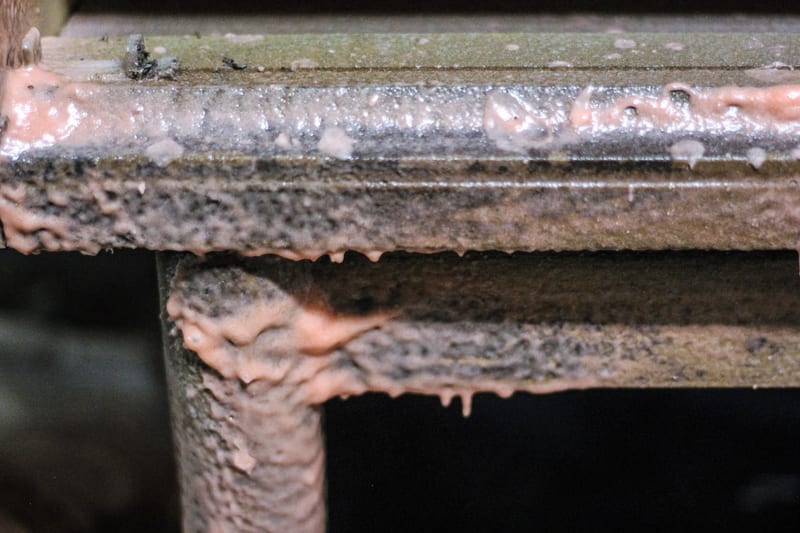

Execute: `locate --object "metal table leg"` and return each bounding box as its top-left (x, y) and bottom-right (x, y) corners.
top-left (157, 250), bottom-right (800, 531)
top-left (158, 254), bottom-right (326, 533)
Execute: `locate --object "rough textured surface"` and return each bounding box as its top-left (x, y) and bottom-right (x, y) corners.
top-left (160, 250), bottom-right (800, 531)
top-left (159, 255), bottom-right (326, 533)
top-left (39, 33), bottom-right (800, 74)
top-left (2, 157), bottom-right (800, 254)
top-left (3, 35), bottom-right (800, 254)
top-left (165, 251), bottom-right (800, 394)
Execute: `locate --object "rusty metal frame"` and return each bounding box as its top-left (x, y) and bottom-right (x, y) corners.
top-left (158, 250), bottom-right (800, 532)
top-left (3, 33), bottom-right (800, 255)
top-left (2, 23), bottom-right (800, 532)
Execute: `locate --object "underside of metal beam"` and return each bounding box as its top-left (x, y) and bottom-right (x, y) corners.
top-left (164, 251), bottom-right (800, 394)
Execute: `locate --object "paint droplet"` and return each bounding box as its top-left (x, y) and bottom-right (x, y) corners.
top-left (231, 447), bottom-right (257, 474)
top-left (747, 147), bottom-right (767, 169)
top-left (483, 91), bottom-right (553, 154)
top-left (461, 393), bottom-right (473, 417)
top-left (274, 133), bottom-right (293, 150)
top-left (364, 250), bottom-right (383, 262)
top-left (439, 389), bottom-right (454, 408)
top-left (614, 38), bottom-right (637, 49)
top-left (547, 60), bottom-right (573, 69)
top-left (505, 44), bottom-right (520, 51)
top-left (318, 127), bottom-right (355, 159)
top-left (145, 138), bottom-right (184, 167)
top-left (670, 139), bottom-right (705, 169)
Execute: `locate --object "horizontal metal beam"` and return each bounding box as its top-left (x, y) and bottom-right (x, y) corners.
top-left (159, 249), bottom-right (800, 531)
top-left (165, 251), bottom-right (800, 395)
top-left (2, 34), bottom-right (800, 254)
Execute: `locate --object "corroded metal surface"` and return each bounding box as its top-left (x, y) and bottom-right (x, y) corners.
top-left (159, 250), bottom-right (800, 531)
top-left (165, 250), bottom-right (800, 393)
top-left (2, 35), bottom-right (800, 255)
top-left (159, 255), bottom-right (326, 533)
top-left (122, 28), bottom-right (800, 532)
top-left (5, 157), bottom-right (800, 254)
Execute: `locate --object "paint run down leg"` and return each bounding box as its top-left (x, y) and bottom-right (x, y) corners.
top-left (159, 255), bottom-right (326, 533)
top-left (167, 367), bottom-right (326, 533)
